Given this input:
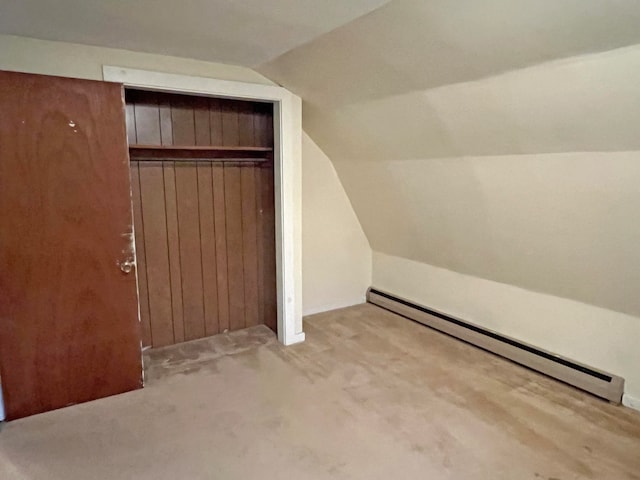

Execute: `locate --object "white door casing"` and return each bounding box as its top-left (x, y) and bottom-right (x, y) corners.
top-left (103, 66), bottom-right (305, 346)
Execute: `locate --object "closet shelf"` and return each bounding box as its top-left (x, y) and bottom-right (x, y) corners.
top-left (128, 144), bottom-right (273, 161)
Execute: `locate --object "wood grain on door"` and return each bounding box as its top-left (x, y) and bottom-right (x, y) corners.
top-left (0, 70), bottom-right (142, 420)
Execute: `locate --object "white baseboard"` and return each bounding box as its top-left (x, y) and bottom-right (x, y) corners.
top-left (372, 252), bottom-right (640, 407)
top-left (622, 394), bottom-right (640, 412)
top-left (302, 298), bottom-right (366, 317)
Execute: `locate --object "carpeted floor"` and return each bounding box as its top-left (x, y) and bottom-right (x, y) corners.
top-left (1, 304), bottom-right (639, 479)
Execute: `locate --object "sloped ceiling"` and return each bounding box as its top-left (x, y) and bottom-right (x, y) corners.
top-left (0, 0), bottom-right (391, 66)
top-left (260, 0), bottom-right (640, 158)
top-left (259, 0), bottom-right (640, 316)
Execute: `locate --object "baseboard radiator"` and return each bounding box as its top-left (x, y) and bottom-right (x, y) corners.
top-left (367, 288), bottom-right (624, 403)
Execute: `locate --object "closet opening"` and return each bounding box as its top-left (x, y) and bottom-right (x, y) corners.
top-left (124, 89), bottom-right (278, 351)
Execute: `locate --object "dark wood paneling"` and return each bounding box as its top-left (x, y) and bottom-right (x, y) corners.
top-left (194, 97), bottom-right (211, 146)
top-left (256, 165), bottom-right (266, 327)
top-left (197, 163), bottom-right (219, 336)
top-left (159, 97), bottom-right (173, 146)
top-left (171, 97), bottom-right (196, 146)
top-left (130, 162), bottom-right (276, 344)
top-left (129, 161), bottom-right (276, 347)
top-left (238, 101), bottom-right (255, 146)
top-left (129, 145), bottom-right (270, 161)
top-left (212, 164), bottom-right (230, 332)
top-left (209, 98), bottom-right (223, 145)
top-left (139, 162), bottom-right (174, 347)
top-left (261, 163), bottom-right (278, 332)
top-left (264, 105), bottom-right (274, 147)
top-left (130, 162), bottom-right (152, 347)
top-left (0, 71), bottom-right (142, 420)
top-left (127, 90), bottom-right (274, 149)
top-left (254, 103), bottom-right (273, 148)
top-left (221, 100), bottom-right (240, 146)
top-left (124, 89), bottom-right (276, 346)
top-left (224, 165), bottom-right (246, 331)
top-left (163, 162), bottom-right (185, 343)
top-left (125, 102), bottom-right (137, 144)
top-left (133, 91), bottom-right (161, 145)
top-left (175, 162), bottom-right (206, 340)
top-left (241, 167), bottom-right (260, 327)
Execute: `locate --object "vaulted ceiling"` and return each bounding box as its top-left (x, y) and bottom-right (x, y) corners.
top-left (0, 0), bottom-right (391, 66)
top-left (259, 0), bottom-right (640, 159)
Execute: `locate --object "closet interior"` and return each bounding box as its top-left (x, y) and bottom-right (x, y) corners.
top-left (125, 89), bottom-right (278, 348)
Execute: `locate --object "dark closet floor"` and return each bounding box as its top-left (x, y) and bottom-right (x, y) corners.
top-left (143, 324), bottom-right (276, 383)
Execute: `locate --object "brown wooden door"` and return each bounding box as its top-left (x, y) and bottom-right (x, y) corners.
top-left (0, 71), bottom-right (142, 420)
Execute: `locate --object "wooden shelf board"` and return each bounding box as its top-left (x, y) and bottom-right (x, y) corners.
top-left (128, 144), bottom-right (272, 162)
top-left (129, 144), bottom-right (273, 152)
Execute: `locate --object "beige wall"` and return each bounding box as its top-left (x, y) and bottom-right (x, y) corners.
top-left (260, 1), bottom-right (640, 404)
top-left (301, 133), bottom-right (371, 315)
top-left (374, 252), bottom-right (640, 401)
top-left (0, 34), bottom-right (369, 317)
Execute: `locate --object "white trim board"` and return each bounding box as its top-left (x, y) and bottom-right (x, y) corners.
top-left (623, 394), bottom-right (640, 412)
top-left (103, 66), bottom-right (305, 346)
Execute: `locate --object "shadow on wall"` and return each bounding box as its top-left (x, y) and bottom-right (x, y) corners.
top-left (332, 157), bottom-right (492, 270)
top-left (301, 133), bottom-right (372, 315)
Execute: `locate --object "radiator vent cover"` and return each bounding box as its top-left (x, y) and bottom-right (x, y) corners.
top-left (367, 287), bottom-right (624, 403)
